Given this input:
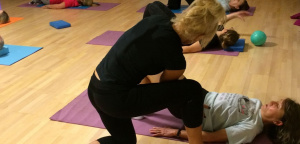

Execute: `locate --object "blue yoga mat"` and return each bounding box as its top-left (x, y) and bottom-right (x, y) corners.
top-left (224, 39), bottom-right (246, 52)
top-left (171, 5), bottom-right (189, 13)
top-left (0, 45), bottom-right (42, 66)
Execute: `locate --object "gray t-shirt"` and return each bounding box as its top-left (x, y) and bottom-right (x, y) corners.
top-left (202, 92), bottom-right (263, 144)
top-left (217, 0), bottom-right (231, 11)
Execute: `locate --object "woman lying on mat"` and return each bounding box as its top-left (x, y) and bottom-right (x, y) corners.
top-left (182, 26), bottom-right (240, 53)
top-left (140, 75), bottom-right (300, 144)
top-left (29, 0), bottom-right (93, 9)
top-left (218, 0), bottom-right (250, 12)
top-left (183, 10), bottom-right (252, 53)
top-left (0, 10), bottom-right (10, 24)
top-left (144, 1), bottom-right (250, 53)
top-left (88, 0), bottom-right (225, 144)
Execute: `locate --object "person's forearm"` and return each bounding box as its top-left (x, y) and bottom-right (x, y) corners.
top-left (202, 129), bottom-right (228, 142)
top-left (177, 129), bottom-right (228, 143)
top-left (225, 13), bottom-right (236, 22)
top-left (177, 129), bottom-right (188, 139)
top-left (182, 41), bottom-right (203, 53)
top-left (185, 126), bottom-right (203, 144)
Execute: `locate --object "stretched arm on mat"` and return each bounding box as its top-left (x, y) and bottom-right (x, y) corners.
top-left (226, 10), bottom-right (251, 22)
top-left (150, 127), bottom-right (228, 142)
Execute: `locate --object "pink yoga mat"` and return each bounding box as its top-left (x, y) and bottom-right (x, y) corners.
top-left (18, 3), bottom-right (119, 11)
top-left (87, 31), bottom-right (240, 56)
top-left (50, 90), bottom-right (273, 144)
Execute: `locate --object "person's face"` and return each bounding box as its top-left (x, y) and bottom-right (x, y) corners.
top-left (0, 10), bottom-right (3, 14)
top-left (261, 99), bottom-right (285, 126)
top-left (229, 0), bottom-right (245, 9)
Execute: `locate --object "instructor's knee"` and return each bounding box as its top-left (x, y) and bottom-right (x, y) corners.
top-left (185, 79), bottom-right (202, 90)
top-left (184, 79), bottom-right (207, 98)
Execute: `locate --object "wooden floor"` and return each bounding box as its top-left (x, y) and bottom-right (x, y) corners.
top-left (0, 0), bottom-right (299, 143)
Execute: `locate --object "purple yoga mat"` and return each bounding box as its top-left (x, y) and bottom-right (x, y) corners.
top-left (50, 90), bottom-right (273, 144)
top-left (18, 3), bottom-right (119, 11)
top-left (200, 47), bottom-right (240, 56)
top-left (247, 7), bottom-right (256, 16)
top-left (86, 3), bottom-right (120, 11)
top-left (137, 6), bottom-right (146, 13)
top-left (87, 31), bottom-right (240, 56)
top-left (50, 90), bottom-right (185, 142)
top-left (87, 31), bottom-right (124, 46)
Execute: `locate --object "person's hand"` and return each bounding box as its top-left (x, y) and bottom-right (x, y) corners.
top-left (149, 127), bottom-right (177, 137)
top-left (233, 10), bottom-right (251, 21)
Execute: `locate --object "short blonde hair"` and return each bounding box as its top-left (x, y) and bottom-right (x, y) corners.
top-left (171, 0), bottom-right (226, 46)
top-left (81, 0), bottom-right (93, 6)
top-left (0, 11), bottom-right (10, 24)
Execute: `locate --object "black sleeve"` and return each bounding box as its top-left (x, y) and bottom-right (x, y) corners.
top-left (159, 33), bottom-right (186, 70)
top-left (203, 34), bottom-right (221, 50)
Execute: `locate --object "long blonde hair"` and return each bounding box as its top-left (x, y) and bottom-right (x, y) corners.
top-left (171, 0), bottom-right (226, 46)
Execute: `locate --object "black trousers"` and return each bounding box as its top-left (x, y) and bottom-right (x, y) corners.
top-left (143, 1), bottom-right (176, 19)
top-left (88, 73), bottom-right (208, 144)
top-left (167, 0), bottom-right (194, 9)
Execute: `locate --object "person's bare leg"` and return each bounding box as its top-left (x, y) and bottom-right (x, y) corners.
top-left (185, 125), bottom-right (203, 144)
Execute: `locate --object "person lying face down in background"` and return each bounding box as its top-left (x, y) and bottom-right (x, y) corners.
top-left (29, 0), bottom-right (93, 9)
top-left (143, 1), bottom-right (250, 53)
top-left (182, 10), bottom-right (251, 53)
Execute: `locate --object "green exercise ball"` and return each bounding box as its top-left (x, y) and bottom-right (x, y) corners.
top-left (251, 31), bottom-right (267, 46)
